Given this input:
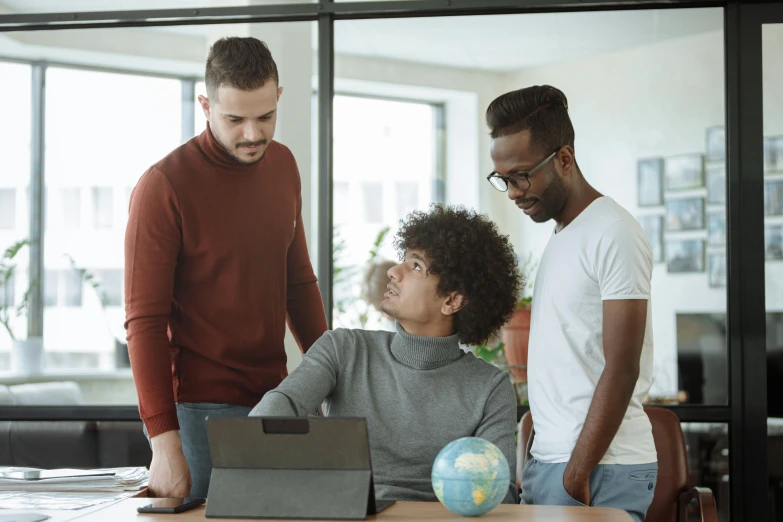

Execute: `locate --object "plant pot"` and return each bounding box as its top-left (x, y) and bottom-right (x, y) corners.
top-left (502, 308), bottom-right (530, 382)
top-left (115, 340), bottom-right (130, 369)
top-left (11, 336), bottom-right (44, 375)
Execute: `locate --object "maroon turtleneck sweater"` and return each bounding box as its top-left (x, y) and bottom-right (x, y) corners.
top-left (124, 125), bottom-right (327, 438)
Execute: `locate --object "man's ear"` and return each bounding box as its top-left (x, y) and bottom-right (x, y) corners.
top-left (441, 292), bottom-right (467, 316)
top-left (197, 94), bottom-right (211, 119)
top-left (557, 146), bottom-right (576, 175)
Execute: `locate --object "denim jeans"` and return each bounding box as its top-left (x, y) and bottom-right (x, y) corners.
top-left (520, 459), bottom-right (658, 522)
top-left (144, 402), bottom-right (253, 499)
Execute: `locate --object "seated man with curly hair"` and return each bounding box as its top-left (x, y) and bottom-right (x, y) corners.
top-left (250, 204), bottom-right (523, 503)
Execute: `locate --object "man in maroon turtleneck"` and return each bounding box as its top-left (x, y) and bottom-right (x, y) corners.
top-left (124, 36), bottom-right (327, 499)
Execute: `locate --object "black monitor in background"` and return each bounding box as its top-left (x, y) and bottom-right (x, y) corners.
top-left (767, 313), bottom-right (783, 418)
top-left (204, 416), bottom-right (395, 520)
top-left (675, 312), bottom-right (783, 417)
top-left (676, 313), bottom-right (727, 405)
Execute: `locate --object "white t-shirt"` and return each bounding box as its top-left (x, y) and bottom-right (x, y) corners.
top-left (528, 196), bottom-right (657, 465)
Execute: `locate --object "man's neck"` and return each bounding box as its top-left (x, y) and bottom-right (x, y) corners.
top-left (397, 318), bottom-right (455, 339)
top-left (554, 176), bottom-right (602, 233)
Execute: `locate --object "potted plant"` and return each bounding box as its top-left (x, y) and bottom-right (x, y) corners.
top-left (474, 337), bottom-right (529, 407)
top-left (65, 254), bottom-right (129, 368)
top-left (501, 253), bottom-right (537, 383)
top-left (474, 338), bottom-right (505, 366)
top-left (0, 239), bottom-right (43, 374)
top-left (334, 225), bottom-right (391, 329)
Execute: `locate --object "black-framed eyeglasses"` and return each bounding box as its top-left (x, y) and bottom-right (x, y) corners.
top-left (486, 150), bottom-right (559, 192)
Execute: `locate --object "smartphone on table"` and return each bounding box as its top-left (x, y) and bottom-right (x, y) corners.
top-left (137, 497), bottom-right (206, 514)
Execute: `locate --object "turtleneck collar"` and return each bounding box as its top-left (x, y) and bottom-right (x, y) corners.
top-left (390, 322), bottom-right (463, 370)
top-left (197, 122), bottom-right (268, 173)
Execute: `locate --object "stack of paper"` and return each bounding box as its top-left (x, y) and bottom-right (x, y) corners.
top-left (0, 490), bottom-right (138, 510)
top-left (0, 467), bottom-right (148, 493)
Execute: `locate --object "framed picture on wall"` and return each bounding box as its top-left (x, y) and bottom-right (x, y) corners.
top-left (708, 252), bottom-right (726, 287)
top-left (666, 239), bottom-right (705, 273)
top-left (665, 153), bottom-right (704, 191)
top-left (766, 226), bottom-right (783, 261)
top-left (637, 158), bottom-right (663, 207)
top-left (765, 180), bottom-right (783, 216)
top-left (707, 211), bottom-right (726, 246)
top-left (764, 136), bottom-right (783, 173)
top-left (637, 215), bottom-right (664, 263)
top-left (666, 197), bottom-right (705, 231)
top-left (706, 163), bottom-right (726, 205)
top-left (706, 126), bottom-right (725, 162)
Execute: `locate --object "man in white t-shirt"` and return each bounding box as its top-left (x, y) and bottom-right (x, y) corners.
top-left (485, 85), bottom-right (657, 522)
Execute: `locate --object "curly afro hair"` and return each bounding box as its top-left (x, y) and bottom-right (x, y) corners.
top-left (393, 204), bottom-right (523, 346)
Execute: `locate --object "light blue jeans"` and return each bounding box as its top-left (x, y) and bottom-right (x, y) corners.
top-left (520, 459), bottom-right (658, 522)
top-left (144, 402), bottom-right (253, 499)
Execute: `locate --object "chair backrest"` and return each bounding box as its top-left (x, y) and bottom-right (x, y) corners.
top-left (643, 406), bottom-right (690, 522)
top-left (515, 410), bottom-right (533, 490)
top-left (516, 406), bottom-right (689, 522)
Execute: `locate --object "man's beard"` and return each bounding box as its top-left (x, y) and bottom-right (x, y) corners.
top-left (517, 166), bottom-right (568, 223)
top-left (215, 130), bottom-right (268, 165)
top-left (380, 301), bottom-right (398, 319)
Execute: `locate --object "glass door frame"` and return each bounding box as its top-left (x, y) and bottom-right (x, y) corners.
top-left (727, 3), bottom-right (783, 521)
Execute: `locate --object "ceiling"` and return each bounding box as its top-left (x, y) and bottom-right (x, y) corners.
top-left (1, 1), bottom-right (723, 73)
top-left (333, 9), bottom-right (722, 72)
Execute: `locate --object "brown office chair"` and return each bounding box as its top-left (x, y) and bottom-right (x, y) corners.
top-left (516, 406), bottom-right (718, 522)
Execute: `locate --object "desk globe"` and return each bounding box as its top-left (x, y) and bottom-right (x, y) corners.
top-left (431, 437), bottom-right (510, 517)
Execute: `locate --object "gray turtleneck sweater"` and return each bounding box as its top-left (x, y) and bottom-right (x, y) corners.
top-left (249, 324), bottom-right (518, 504)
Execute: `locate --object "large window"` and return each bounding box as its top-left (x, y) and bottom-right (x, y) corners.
top-left (0, 62), bottom-right (32, 372)
top-left (43, 67), bottom-right (182, 371)
top-left (331, 95), bottom-right (443, 330)
top-left (0, 19), bottom-right (318, 402)
top-left (194, 80), bottom-right (207, 137)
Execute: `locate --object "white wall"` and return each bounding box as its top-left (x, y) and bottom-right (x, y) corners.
top-left (506, 28), bottom-right (783, 396)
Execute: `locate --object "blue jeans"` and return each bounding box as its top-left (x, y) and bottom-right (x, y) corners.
top-left (520, 459), bottom-right (658, 522)
top-left (144, 403), bottom-right (253, 499)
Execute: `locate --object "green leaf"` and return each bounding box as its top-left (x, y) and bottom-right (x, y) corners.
top-left (367, 226), bottom-right (390, 262)
top-left (3, 239), bottom-right (29, 261)
top-left (475, 342), bottom-right (504, 363)
top-left (64, 253), bottom-right (109, 308)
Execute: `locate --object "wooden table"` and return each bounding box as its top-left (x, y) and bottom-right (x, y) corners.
top-left (56, 498), bottom-right (634, 521)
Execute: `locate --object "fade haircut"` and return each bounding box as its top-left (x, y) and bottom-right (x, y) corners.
top-left (485, 85), bottom-right (575, 156)
top-left (205, 36), bottom-right (279, 101)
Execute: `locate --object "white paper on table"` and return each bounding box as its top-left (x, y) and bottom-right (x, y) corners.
top-left (0, 467), bottom-right (148, 492)
top-left (0, 491), bottom-right (137, 510)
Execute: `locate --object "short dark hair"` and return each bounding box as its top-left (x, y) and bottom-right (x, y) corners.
top-left (394, 204), bottom-right (523, 346)
top-left (485, 85), bottom-right (575, 155)
top-left (205, 37), bottom-right (279, 100)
